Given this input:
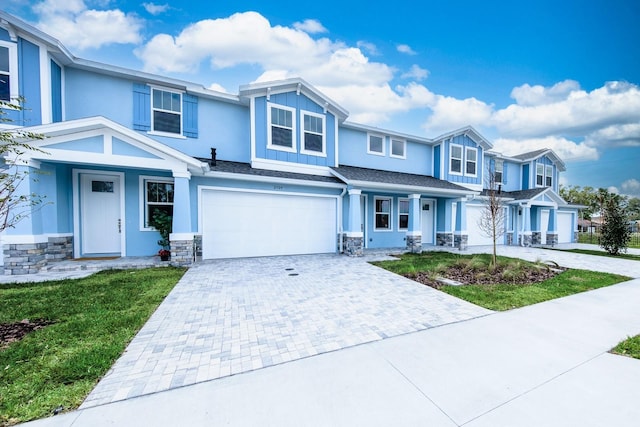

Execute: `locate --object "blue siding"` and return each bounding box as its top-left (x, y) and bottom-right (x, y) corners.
top-left (444, 135), bottom-right (482, 185)
top-left (112, 137), bottom-right (162, 158)
top-left (433, 145), bottom-right (441, 178)
top-left (255, 93), bottom-right (337, 167)
top-left (3, 37), bottom-right (42, 125)
top-left (132, 83), bottom-right (151, 131)
top-left (502, 161), bottom-right (520, 192)
top-left (183, 94), bottom-right (198, 138)
top-left (337, 127), bottom-right (432, 174)
top-left (50, 60), bottom-right (62, 122)
top-left (48, 135), bottom-right (104, 152)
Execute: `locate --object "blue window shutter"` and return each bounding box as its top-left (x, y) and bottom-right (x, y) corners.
top-left (183, 94), bottom-right (198, 138)
top-left (50, 60), bottom-right (62, 123)
top-left (133, 83), bottom-right (151, 131)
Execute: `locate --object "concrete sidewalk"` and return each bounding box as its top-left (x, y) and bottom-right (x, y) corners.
top-left (22, 275), bottom-right (640, 426)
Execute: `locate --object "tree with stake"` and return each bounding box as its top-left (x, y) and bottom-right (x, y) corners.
top-left (478, 168), bottom-right (506, 266)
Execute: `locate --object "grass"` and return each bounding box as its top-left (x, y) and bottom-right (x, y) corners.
top-left (551, 248), bottom-right (640, 261)
top-left (0, 267), bottom-right (186, 426)
top-left (373, 252), bottom-right (630, 311)
top-left (612, 335), bottom-right (640, 360)
top-left (578, 232), bottom-right (640, 249)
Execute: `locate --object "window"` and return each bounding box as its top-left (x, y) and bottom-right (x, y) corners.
top-left (390, 139), bottom-right (406, 159)
top-left (301, 111), bottom-right (325, 155)
top-left (374, 197), bottom-right (392, 230)
top-left (398, 198), bottom-right (409, 230)
top-left (268, 104), bottom-right (296, 151)
top-left (152, 88), bottom-right (182, 135)
top-left (494, 159), bottom-right (503, 184)
top-left (144, 179), bottom-right (174, 228)
top-left (545, 165), bottom-right (553, 187)
top-left (536, 164), bottom-right (544, 186)
top-left (450, 144), bottom-right (462, 174)
top-left (368, 134), bottom-right (385, 155)
top-left (0, 41), bottom-right (18, 101)
top-left (465, 147), bottom-right (477, 176)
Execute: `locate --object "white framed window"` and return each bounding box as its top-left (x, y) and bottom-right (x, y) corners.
top-left (536, 164), bottom-right (544, 186)
top-left (368, 134), bottom-right (385, 156)
top-left (374, 197), bottom-right (392, 231)
top-left (140, 176), bottom-right (174, 230)
top-left (151, 87), bottom-right (182, 136)
top-left (545, 165), bottom-right (553, 187)
top-left (450, 144), bottom-right (463, 175)
top-left (494, 159), bottom-right (504, 184)
top-left (300, 110), bottom-right (326, 156)
top-left (465, 147), bottom-right (477, 177)
top-left (390, 139), bottom-right (406, 159)
top-left (267, 103), bottom-right (297, 153)
top-left (398, 198), bottom-right (409, 230)
top-left (0, 41), bottom-right (19, 101)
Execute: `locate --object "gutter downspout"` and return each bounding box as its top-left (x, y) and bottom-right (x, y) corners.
top-left (338, 187), bottom-right (347, 253)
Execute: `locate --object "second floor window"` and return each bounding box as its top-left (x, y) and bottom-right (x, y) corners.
top-left (450, 144), bottom-right (463, 174)
top-left (368, 134), bottom-right (384, 155)
top-left (536, 164), bottom-right (544, 186)
top-left (301, 111), bottom-right (325, 155)
top-left (0, 42), bottom-right (17, 101)
top-left (545, 165), bottom-right (553, 187)
top-left (391, 139), bottom-right (406, 159)
top-left (494, 159), bottom-right (503, 184)
top-left (465, 147), bottom-right (477, 176)
top-left (152, 89), bottom-right (182, 135)
top-left (268, 104), bottom-right (296, 151)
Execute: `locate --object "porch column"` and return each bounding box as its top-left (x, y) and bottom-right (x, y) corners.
top-left (406, 194), bottom-right (422, 253)
top-left (531, 207), bottom-right (542, 245)
top-left (546, 208), bottom-right (558, 246)
top-left (2, 163), bottom-right (47, 274)
top-left (345, 189), bottom-right (363, 256)
top-left (169, 172), bottom-right (195, 265)
top-left (436, 199), bottom-right (454, 247)
top-left (454, 200), bottom-right (468, 250)
top-left (521, 205), bottom-right (532, 246)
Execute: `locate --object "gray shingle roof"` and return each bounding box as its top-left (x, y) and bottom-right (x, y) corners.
top-left (203, 160), bottom-right (344, 184)
top-left (511, 149), bottom-right (549, 161)
top-left (478, 187), bottom-right (548, 200)
top-left (331, 165), bottom-right (473, 193)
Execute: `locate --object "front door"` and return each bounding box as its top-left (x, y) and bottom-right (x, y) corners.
top-left (421, 200), bottom-right (434, 244)
top-left (80, 173), bottom-right (122, 255)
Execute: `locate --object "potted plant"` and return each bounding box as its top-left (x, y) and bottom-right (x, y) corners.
top-left (148, 208), bottom-right (172, 261)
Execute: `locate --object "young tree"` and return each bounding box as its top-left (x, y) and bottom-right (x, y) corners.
top-left (599, 192), bottom-right (631, 255)
top-left (478, 170), bottom-right (506, 266)
top-left (0, 100), bottom-right (46, 232)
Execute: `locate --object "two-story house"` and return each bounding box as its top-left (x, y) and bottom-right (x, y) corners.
top-left (0, 11), bottom-right (580, 274)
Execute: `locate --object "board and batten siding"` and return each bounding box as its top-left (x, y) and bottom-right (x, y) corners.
top-left (444, 134), bottom-right (483, 185)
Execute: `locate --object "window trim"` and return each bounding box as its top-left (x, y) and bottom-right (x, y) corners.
top-left (545, 165), bottom-right (553, 187)
top-left (536, 163), bottom-right (544, 187)
top-left (390, 138), bottom-right (406, 159)
top-left (465, 146), bottom-right (478, 177)
top-left (149, 86), bottom-right (184, 138)
top-left (367, 133), bottom-right (386, 156)
top-left (449, 143), bottom-right (463, 175)
top-left (267, 102), bottom-right (297, 153)
top-left (299, 110), bottom-right (326, 157)
top-left (139, 176), bottom-right (175, 231)
top-left (494, 159), bottom-right (504, 184)
top-left (374, 196), bottom-right (393, 231)
top-left (0, 40), bottom-right (19, 101)
top-left (398, 198), bottom-right (409, 230)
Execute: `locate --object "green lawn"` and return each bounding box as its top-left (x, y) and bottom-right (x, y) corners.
top-left (612, 335), bottom-right (640, 360)
top-left (373, 252), bottom-right (630, 311)
top-left (552, 248), bottom-right (640, 261)
top-left (0, 267), bottom-right (186, 426)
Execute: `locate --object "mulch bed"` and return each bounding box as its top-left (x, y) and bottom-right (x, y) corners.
top-left (407, 264), bottom-right (564, 289)
top-left (0, 319), bottom-right (55, 350)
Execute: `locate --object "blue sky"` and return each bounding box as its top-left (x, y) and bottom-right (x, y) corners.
top-left (5, 0), bottom-right (640, 196)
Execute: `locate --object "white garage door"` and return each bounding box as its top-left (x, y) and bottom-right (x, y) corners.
top-left (201, 189), bottom-right (337, 259)
top-left (557, 212), bottom-right (574, 243)
top-left (466, 205), bottom-right (498, 246)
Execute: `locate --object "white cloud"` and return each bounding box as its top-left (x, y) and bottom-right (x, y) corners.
top-left (492, 136), bottom-right (599, 162)
top-left (622, 179), bottom-right (640, 196)
top-left (584, 123), bottom-right (640, 148)
top-left (32, 0), bottom-right (142, 50)
top-left (142, 2), bottom-right (169, 16)
top-left (422, 96), bottom-right (493, 135)
top-left (397, 44), bottom-right (417, 55)
top-left (510, 80), bottom-right (581, 106)
top-left (356, 41), bottom-right (379, 56)
top-left (401, 64), bottom-right (429, 81)
top-left (293, 19), bottom-right (327, 34)
top-left (207, 82), bottom-right (229, 93)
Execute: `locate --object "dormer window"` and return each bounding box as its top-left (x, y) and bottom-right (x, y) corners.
top-left (450, 144), bottom-right (463, 174)
top-left (545, 165), bottom-right (553, 187)
top-left (536, 164), bottom-right (544, 186)
top-left (267, 103), bottom-right (296, 152)
top-left (0, 41), bottom-right (18, 101)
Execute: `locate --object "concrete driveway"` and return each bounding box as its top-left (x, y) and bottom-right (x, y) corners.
top-left (81, 252), bottom-right (491, 408)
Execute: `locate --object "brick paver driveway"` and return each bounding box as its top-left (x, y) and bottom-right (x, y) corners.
top-left (82, 253), bottom-right (491, 408)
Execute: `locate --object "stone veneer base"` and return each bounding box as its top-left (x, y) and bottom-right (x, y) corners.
top-left (343, 235), bottom-right (363, 257)
top-left (436, 232), bottom-right (454, 247)
top-left (406, 234), bottom-right (422, 253)
top-left (454, 234), bottom-right (468, 251)
top-left (3, 235), bottom-right (74, 275)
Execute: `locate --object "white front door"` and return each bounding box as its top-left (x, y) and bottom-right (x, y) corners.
top-left (421, 200), bottom-right (434, 244)
top-left (80, 173), bottom-right (122, 255)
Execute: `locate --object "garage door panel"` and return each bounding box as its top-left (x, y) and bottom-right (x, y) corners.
top-left (467, 205), bottom-right (497, 246)
top-left (557, 212), bottom-right (573, 243)
top-left (202, 190), bottom-right (337, 259)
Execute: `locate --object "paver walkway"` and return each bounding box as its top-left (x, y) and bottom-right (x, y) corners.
top-left (81, 253), bottom-right (491, 408)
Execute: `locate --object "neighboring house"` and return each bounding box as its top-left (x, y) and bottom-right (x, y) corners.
top-left (0, 11), bottom-right (580, 274)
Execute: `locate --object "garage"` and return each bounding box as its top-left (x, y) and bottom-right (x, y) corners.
top-left (201, 189), bottom-right (338, 259)
top-left (557, 211), bottom-right (574, 243)
top-left (466, 204), bottom-right (500, 246)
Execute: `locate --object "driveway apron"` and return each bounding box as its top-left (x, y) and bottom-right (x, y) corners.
top-left (81, 253), bottom-right (491, 408)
